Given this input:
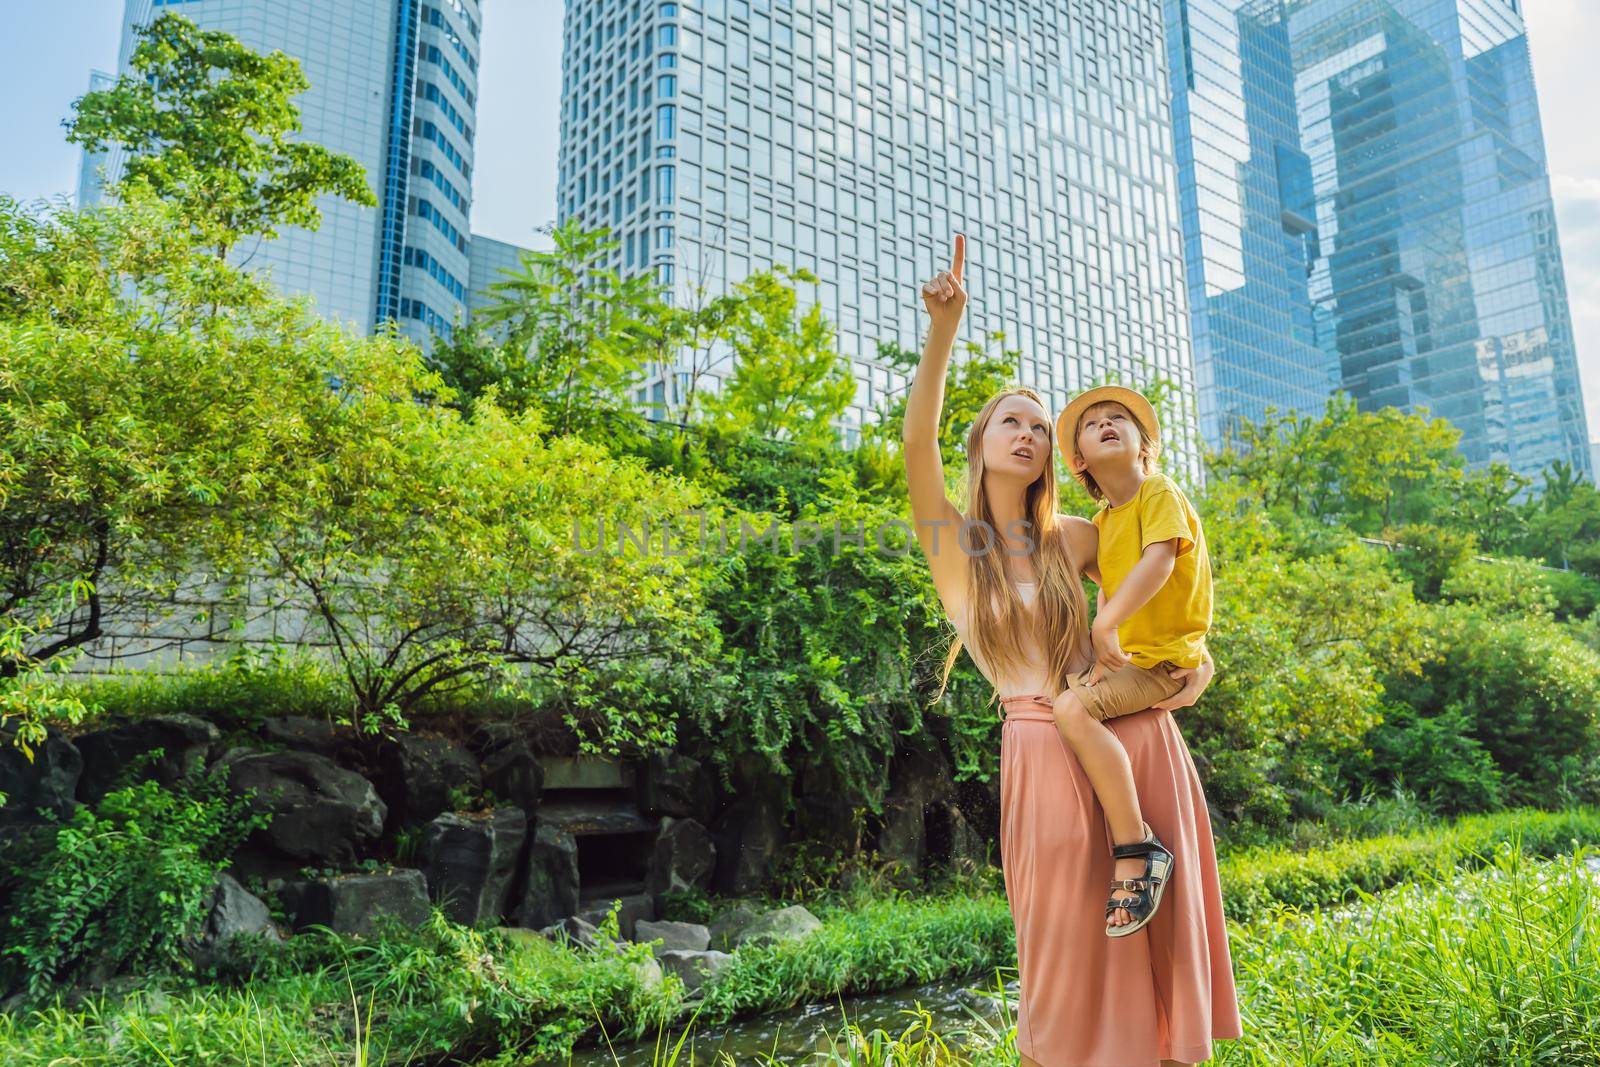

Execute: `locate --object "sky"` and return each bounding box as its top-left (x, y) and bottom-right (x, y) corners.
top-left (3, 1), bottom-right (1598, 441)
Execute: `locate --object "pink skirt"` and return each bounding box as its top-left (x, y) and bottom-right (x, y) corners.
top-left (998, 696), bottom-right (1243, 1066)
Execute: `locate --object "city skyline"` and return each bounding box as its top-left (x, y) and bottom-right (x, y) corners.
top-left (557, 0), bottom-right (1204, 470)
top-left (4, 0), bottom-right (1600, 470)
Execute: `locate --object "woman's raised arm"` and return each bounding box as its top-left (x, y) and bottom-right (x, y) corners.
top-left (903, 234), bottom-right (970, 614)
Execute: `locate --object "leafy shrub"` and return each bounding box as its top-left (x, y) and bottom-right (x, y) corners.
top-left (0, 768), bottom-right (267, 1001)
top-left (1380, 603), bottom-right (1600, 806)
top-left (1340, 703), bottom-right (1505, 815)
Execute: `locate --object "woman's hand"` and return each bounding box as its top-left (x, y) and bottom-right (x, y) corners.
top-left (1151, 650), bottom-right (1215, 712)
top-left (921, 234), bottom-right (968, 336)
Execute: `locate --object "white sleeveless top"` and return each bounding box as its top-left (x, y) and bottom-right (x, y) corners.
top-left (948, 580), bottom-right (1081, 700)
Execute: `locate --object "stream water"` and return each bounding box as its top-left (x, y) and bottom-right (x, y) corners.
top-left (558, 971), bottom-right (1016, 1067)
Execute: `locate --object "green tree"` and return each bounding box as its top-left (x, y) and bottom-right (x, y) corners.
top-left (456, 219), bottom-right (659, 438)
top-left (0, 197), bottom-right (379, 774)
top-left (64, 12), bottom-right (375, 256)
top-left (1211, 393), bottom-right (1463, 534)
top-left (695, 268), bottom-right (856, 450)
top-left (260, 384), bottom-right (721, 748)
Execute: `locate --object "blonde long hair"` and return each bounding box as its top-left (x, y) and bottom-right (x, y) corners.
top-left (933, 387), bottom-right (1091, 709)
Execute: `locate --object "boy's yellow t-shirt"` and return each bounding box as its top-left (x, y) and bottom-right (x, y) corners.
top-left (1091, 473), bottom-right (1212, 669)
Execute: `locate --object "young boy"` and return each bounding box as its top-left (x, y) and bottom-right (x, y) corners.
top-left (1051, 384), bottom-right (1214, 937)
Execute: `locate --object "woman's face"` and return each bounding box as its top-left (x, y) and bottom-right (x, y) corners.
top-left (983, 395), bottom-right (1051, 484)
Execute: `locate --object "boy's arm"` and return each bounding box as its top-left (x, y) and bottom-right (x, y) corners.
top-left (1094, 540), bottom-right (1178, 632)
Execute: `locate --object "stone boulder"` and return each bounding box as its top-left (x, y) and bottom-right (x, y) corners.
top-left (188, 874), bottom-right (282, 970)
top-left (0, 726), bottom-right (81, 823)
top-left (735, 905), bottom-right (822, 947)
top-left (711, 796), bottom-right (784, 895)
top-left (515, 822), bottom-right (579, 929)
top-left (376, 735), bottom-right (481, 825)
top-left (633, 919), bottom-right (710, 954)
top-left (537, 915), bottom-right (600, 951)
top-left (75, 714), bottom-right (220, 801)
top-left (706, 904), bottom-right (761, 953)
top-left (576, 892), bottom-right (654, 941)
top-left (421, 807), bottom-right (527, 926)
top-left (876, 793), bottom-right (927, 870)
top-left (257, 716), bottom-right (345, 758)
top-left (645, 816), bottom-right (715, 901)
top-left (658, 949), bottom-right (731, 994)
top-left (225, 751), bottom-right (386, 867)
top-left (278, 868), bottom-right (429, 937)
top-left (479, 738), bottom-right (544, 812)
top-left (637, 753), bottom-right (711, 821)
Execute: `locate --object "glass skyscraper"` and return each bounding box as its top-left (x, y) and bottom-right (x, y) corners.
top-left (82, 0), bottom-right (487, 348)
top-left (1287, 0), bottom-right (1591, 480)
top-left (1164, 0), bottom-right (1331, 449)
top-left (557, 0), bottom-right (1202, 469)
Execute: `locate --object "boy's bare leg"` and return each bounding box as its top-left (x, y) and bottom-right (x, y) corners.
top-left (1053, 691), bottom-right (1146, 928)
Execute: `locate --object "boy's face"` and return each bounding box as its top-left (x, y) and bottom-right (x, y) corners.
top-left (1072, 401), bottom-right (1143, 475)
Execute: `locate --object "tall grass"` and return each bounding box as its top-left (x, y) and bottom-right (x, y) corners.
top-left (1, 809), bottom-right (1596, 1065)
top-left (1218, 841), bottom-right (1600, 1064)
top-left (718, 843), bottom-right (1600, 1065)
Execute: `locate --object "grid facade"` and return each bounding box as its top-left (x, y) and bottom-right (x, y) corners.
top-left (556, 0), bottom-right (1202, 470)
top-left (85, 0), bottom-right (484, 349)
top-left (1164, 0), bottom-right (1331, 448)
top-left (1288, 0), bottom-right (1591, 480)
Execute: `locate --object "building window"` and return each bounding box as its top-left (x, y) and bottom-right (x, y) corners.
top-left (656, 74), bottom-right (676, 99)
top-left (656, 165), bottom-right (675, 205)
top-left (656, 104), bottom-right (676, 141)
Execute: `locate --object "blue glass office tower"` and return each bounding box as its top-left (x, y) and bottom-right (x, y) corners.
top-left (83, 0), bottom-right (486, 349)
top-left (557, 0), bottom-right (1203, 470)
top-left (1164, 0), bottom-right (1331, 449)
top-left (1288, 0), bottom-right (1591, 480)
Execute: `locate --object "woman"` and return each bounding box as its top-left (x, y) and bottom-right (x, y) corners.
top-left (902, 235), bottom-right (1243, 1066)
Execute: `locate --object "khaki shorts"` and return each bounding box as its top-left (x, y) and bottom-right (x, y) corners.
top-left (1061, 659), bottom-right (1184, 723)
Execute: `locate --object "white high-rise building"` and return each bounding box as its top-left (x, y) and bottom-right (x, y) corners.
top-left (556, 0), bottom-right (1201, 464)
top-left (81, 0), bottom-right (487, 348)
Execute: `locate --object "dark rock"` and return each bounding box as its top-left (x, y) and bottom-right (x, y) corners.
top-left (189, 874), bottom-right (282, 970)
top-left (638, 753), bottom-right (711, 821)
top-left (646, 816), bottom-right (716, 901)
top-left (279, 868), bottom-right (430, 937)
top-left (516, 822), bottom-right (579, 928)
top-left (874, 743), bottom-right (958, 871)
top-left (876, 794), bottom-right (926, 869)
top-left (576, 891), bottom-right (654, 941)
top-left (634, 919), bottom-right (710, 953)
top-left (75, 714), bottom-right (220, 801)
top-left (376, 735), bottom-right (481, 825)
top-left (421, 807), bottom-right (527, 925)
top-left (736, 905), bottom-right (822, 947)
top-left (480, 739), bottom-right (544, 812)
top-left (711, 796), bottom-right (784, 895)
top-left (658, 949), bottom-right (731, 993)
top-left (0, 726), bottom-right (82, 823)
top-left (258, 716), bottom-right (344, 757)
top-left (226, 752), bottom-right (385, 866)
top-left (706, 904), bottom-right (761, 953)
top-left (942, 804), bottom-right (989, 868)
top-left (465, 721), bottom-right (523, 758)
top-left (537, 915), bottom-right (599, 950)
top-left (891, 742), bottom-right (956, 806)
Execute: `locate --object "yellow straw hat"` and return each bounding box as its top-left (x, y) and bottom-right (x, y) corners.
top-left (1056, 385), bottom-right (1161, 454)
